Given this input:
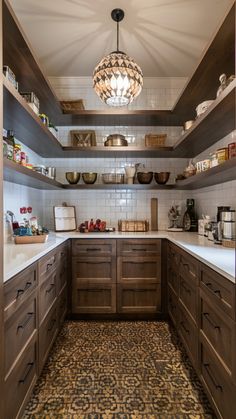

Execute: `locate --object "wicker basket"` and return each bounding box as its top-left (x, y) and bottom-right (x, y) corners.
top-left (14, 234), bottom-right (48, 244)
top-left (60, 100), bottom-right (85, 113)
top-left (145, 134), bottom-right (167, 147)
top-left (118, 220), bottom-right (149, 232)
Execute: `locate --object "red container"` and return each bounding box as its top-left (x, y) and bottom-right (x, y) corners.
top-left (228, 142), bottom-right (236, 159)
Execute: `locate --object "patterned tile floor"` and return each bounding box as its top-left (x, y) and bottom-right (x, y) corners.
top-left (23, 321), bottom-right (215, 418)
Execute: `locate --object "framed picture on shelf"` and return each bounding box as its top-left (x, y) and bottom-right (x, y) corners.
top-left (70, 130), bottom-right (96, 147)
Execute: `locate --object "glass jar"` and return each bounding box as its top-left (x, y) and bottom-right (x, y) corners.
top-left (216, 147), bottom-right (228, 164)
top-left (210, 153), bottom-right (218, 168)
top-left (13, 143), bottom-right (22, 163)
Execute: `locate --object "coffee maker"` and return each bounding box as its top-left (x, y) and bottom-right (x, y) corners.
top-left (220, 209), bottom-right (236, 240)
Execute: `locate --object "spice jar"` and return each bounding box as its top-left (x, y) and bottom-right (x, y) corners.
top-left (210, 153), bottom-right (218, 168)
top-left (20, 151), bottom-right (27, 166)
top-left (228, 142), bottom-right (236, 159)
top-left (216, 147), bottom-right (228, 164)
top-left (13, 143), bottom-right (21, 163)
top-left (201, 159), bottom-right (211, 171)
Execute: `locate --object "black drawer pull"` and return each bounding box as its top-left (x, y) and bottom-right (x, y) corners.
top-left (203, 312), bottom-right (220, 330)
top-left (46, 283), bottom-right (55, 293)
top-left (47, 263), bottom-right (53, 270)
top-left (86, 248), bottom-right (101, 251)
top-left (48, 318), bottom-right (56, 332)
top-left (17, 312), bottom-right (34, 331)
top-left (181, 281), bottom-right (191, 294)
top-left (183, 263), bottom-right (190, 269)
top-left (19, 362), bottom-right (34, 384)
top-left (214, 289), bottom-right (222, 297)
top-left (16, 289), bottom-right (24, 298)
top-left (180, 321), bottom-right (190, 335)
top-left (24, 281), bottom-right (32, 290)
top-left (203, 363), bottom-right (222, 392)
top-left (132, 248), bottom-right (148, 251)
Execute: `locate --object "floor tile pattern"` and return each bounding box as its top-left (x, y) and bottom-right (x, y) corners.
top-left (23, 321), bottom-right (214, 418)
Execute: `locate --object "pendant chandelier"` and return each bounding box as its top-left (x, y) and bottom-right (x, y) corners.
top-left (93, 8), bottom-right (143, 107)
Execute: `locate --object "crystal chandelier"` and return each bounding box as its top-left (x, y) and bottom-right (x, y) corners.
top-left (93, 8), bottom-right (143, 107)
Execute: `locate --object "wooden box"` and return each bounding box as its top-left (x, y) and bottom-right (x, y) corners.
top-left (70, 130), bottom-right (96, 147)
top-left (14, 235), bottom-right (48, 244)
top-left (118, 220), bottom-right (149, 232)
top-left (60, 100), bottom-right (85, 113)
top-left (145, 134), bottom-right (167, 147)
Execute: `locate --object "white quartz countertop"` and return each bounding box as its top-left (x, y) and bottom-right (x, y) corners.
top-left (4, 231), bottom-right (235, 283)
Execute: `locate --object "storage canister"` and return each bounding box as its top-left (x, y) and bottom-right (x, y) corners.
top-left (13, 143), bottom-right (21, 163)
top-left (210, 153), bottom-right (218, 168)
top-left (228, 142), bottom-right (236, 159)
top-left (216, 147), bottom-right (228, 163)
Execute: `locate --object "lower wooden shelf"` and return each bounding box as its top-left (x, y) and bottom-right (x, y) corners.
top-left (3, 157), bottom-right (236, 191)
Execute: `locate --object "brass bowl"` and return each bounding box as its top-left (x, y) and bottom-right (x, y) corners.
top-left (65, 171), bottom-right (80, 184)
top-left (154, 172), bottom-right (170, 184)
top-left (137, 172), bottom-right (153, 184)
top-left (82, 172), bottom-right (97, 184)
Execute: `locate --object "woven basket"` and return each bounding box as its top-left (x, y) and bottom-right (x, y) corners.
top-left (60, 100), bottom-right (85, 113)
top-left (118, 220), bottom-right (149, 232)
top-left (145, 134), bottom-right (167, 147)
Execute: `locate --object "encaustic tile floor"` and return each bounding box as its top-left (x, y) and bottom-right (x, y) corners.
top-left (23, 321), bottom-right (215, 418)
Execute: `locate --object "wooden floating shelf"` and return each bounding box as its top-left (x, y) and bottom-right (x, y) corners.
top-left (175, 158), bottom-right (236, 189)
top-left (61, 145), bottom-right (174, 158)
top-left (3, 76), bottom-right (63, 157)
top-left (3, 159), bottom-right (63, 190)
top-left (174, 80), bottom-right (236, 158)
top-left (62, 183), bottom-right (175, 190)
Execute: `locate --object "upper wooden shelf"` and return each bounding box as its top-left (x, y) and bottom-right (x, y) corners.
top-left (3, 76), bottom-right (63, 157)
top-left (56, 109), bottom-right (182, 127)
top-left (61, 145), bottom-right (174, 158)
top-left (63, 183), bottom-right (174, 190)
top-left (173, 80), bottom-right (236, 157)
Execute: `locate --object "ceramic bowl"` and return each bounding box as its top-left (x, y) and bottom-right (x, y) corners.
top-left (65, 172), bottom-right (80, 184)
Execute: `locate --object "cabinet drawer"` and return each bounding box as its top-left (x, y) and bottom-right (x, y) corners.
top-left (118, 257), bottom-right (161, 283)
top-left (39, 270), bottom-right (57, 324)
top-left (4, 263), bottom-right (37, 320)
top-left (72, 257), bottom-right (115, 283)
top-left (72, 282), bottom-right (116, 313)
top-left (168, 285), bottom-right (178, 326)
top-left (117, 282), bottom-right (161, 313)
top-left (179, 252), bottom-right (198, 284)
top-left (72, 239), bottom-right (116, 257)
top-left (167, 265), bottom-right (179, 295)
top-left (200, 290), bottom-right (235, 379)
top-left (178, 302), bottom-right (198, 367)
top-left (200, 264), bottom-right (235, 320)
top-left (5, 293), bottom-right (37, 377)
top-left (117, 239), bottom-right (161, 256)
top-left (200, 342), bottom-right (236, 419)
top-left (57, 285), bottom-right (68, 327)
top-left (38, 249), bottom-right (58, 283)
top-left (5, 339), bottom-right (37, 419)
top-left (39, 304), bottom-right (58, 373)
top-left (179, 274), bottom-right (198, 323)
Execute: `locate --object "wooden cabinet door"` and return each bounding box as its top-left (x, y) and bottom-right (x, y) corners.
top-left (72, 282), bottom-right (116, 313)
top-left (117, 256), bottom-right (161, 284)
top-left (117, 281), bottom-right (161, 313)
top-left (39, 303), bottom-right (58, 373)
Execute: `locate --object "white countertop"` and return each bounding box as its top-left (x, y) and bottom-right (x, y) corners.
top-left (4, 231), bottom-right (236, 283)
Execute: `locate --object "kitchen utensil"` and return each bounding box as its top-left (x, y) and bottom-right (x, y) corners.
top-left (137, 172), bottom-right (153, 184)
top-left (65, 172), bottom-right (80, 184)
top-left (102, 173), bottom-right (124, 184)
top-left (46, 167), bottom-right (56, 179)
top-left (154, 172), bottom-right (170, 184)
top-left (104, 134), bottom-right (128, 147)
top-left (82, 172), bottom-right (97, 184)
top-left (124, 166), bottom-right (136, 184)
top-left (151, 198), bottom-right (158, 231)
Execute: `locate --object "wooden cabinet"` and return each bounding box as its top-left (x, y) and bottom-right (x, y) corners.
top-left (72, 239), bottom-right (116, 314)
top-left (3, 263), bottom-right (38, 419)
top-left (117, 239), bottom-right (161, 314)
top-left (38, 303), bottom-right (58, 373)
top-left (167, 242), bottom-right (236, 419)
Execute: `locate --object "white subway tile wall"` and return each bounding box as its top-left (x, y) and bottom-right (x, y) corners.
top-left (3, 77), bottom-right (235, 236)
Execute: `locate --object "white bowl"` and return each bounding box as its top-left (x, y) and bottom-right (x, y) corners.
top-left (196, 100), bottom-right (214, 117)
